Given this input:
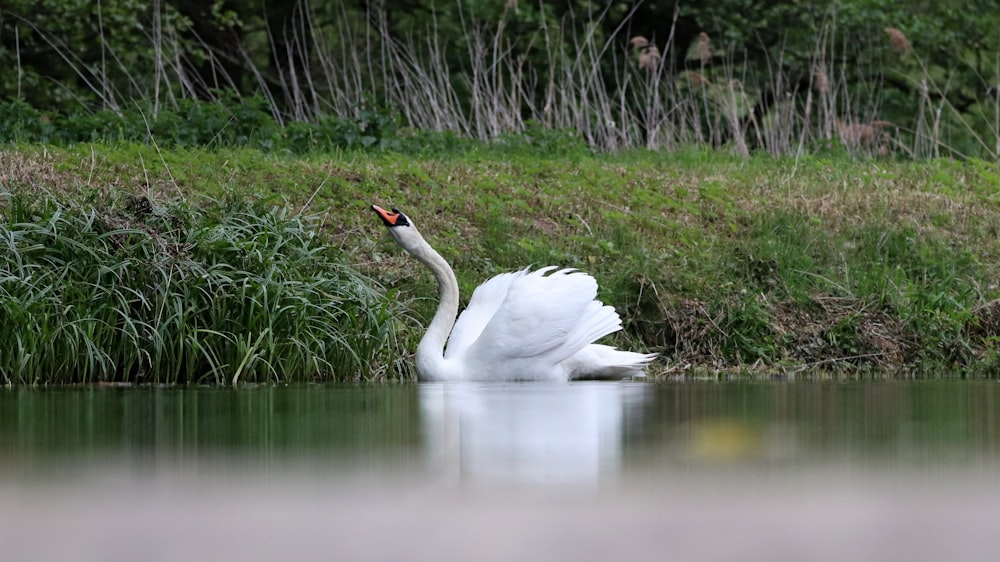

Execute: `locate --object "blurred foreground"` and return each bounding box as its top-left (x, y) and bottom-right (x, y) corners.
top-left (3, 468), bottom-right (999, 562)
top-left (2, 381), bottom-right (999, 561)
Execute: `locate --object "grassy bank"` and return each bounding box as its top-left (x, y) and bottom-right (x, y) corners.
top-left (3, 142), bottom-right (1000, 382)
top-left (0, 182), bottom-right (408, 384)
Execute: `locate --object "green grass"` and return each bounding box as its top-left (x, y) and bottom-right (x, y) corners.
top-left (4, 142), bottom-right (1000, 381)
top-left (0, 187), bottom-right (410, 384)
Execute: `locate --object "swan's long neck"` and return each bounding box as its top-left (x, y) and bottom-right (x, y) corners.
top-left (404, 234), bottom-right (459, 380)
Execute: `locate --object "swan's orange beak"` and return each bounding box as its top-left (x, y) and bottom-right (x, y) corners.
top-left (371, 204), bottom-right (408, 228)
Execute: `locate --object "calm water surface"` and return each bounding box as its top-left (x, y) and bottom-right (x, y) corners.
top-left (2, 380), bottom-right (999, 561)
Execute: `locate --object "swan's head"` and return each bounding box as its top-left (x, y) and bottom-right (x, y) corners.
top-left (371, 204), bottom-right (423, 253)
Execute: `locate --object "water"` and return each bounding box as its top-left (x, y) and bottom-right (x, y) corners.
top-left (2, 381), bottom-right (999, 561)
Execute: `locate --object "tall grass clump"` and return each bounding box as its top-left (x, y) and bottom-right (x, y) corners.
top-left (0, 190), bottom-right (410, 385)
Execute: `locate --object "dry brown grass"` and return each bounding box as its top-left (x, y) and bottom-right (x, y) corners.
top-left (630, 36), bottom-right (661, 76)
top-left (968, 300), bottom-right (1000, 339)
top-left (696, 32), bottom-right (712, 66)
top-left (1, 146), bottom-right (188, 200)
top-left (884, 28), bottom-right (912, 55)
top-left (1, 150), bottom-right (77, 194)
top-left (639, 45), bottom-right (661, 75)
top-left (812, 64), bottom-right (829, 93)
top-left (651, 294), bottom-right (908, 374)
top-left (686, 71), bottom-right (710, 86)
top-left (629, 36), bottom-right (649, 50)
top-left (835, 119), bottom-right (894, 156)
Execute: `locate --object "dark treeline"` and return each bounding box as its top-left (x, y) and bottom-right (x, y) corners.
top-left (1, 0), bottom-right (999, 157)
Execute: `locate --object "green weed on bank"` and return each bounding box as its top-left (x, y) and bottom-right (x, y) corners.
top-left (0, 190), bottom-right (410, 384)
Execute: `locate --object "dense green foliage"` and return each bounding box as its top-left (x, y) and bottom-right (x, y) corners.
top-left (0, 96), bottom-right (403, 152)
top-left (2, 1), bottom-right (1000, 158)
top-left (0, 188), bottom-right (409, 384)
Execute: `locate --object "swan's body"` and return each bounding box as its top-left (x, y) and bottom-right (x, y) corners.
top-left (372, 205), bottom-right (656, 381)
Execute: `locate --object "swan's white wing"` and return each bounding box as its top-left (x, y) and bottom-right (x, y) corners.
top-left (444, 270), bottom-right (523, 359)
top-left (465, 267), bottom-right (621, 365)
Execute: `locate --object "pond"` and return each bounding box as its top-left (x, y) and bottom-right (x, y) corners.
top-left (2, 380), bottom-right (999, 561)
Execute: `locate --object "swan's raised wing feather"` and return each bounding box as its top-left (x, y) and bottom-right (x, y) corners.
top-left (465, 267), bottom-right (620, 365)
top-left (444, 270), bottom-right (523, 359)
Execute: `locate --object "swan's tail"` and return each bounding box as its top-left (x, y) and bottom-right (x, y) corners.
top-left (564, 344), bottom-right (657, 380)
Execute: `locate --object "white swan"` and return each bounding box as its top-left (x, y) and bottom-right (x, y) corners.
top-left (372, 204), bottom-right (656, 381)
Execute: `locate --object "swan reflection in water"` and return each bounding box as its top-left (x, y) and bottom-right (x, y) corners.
top-left (419, 381), bottom-right (650, 486)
